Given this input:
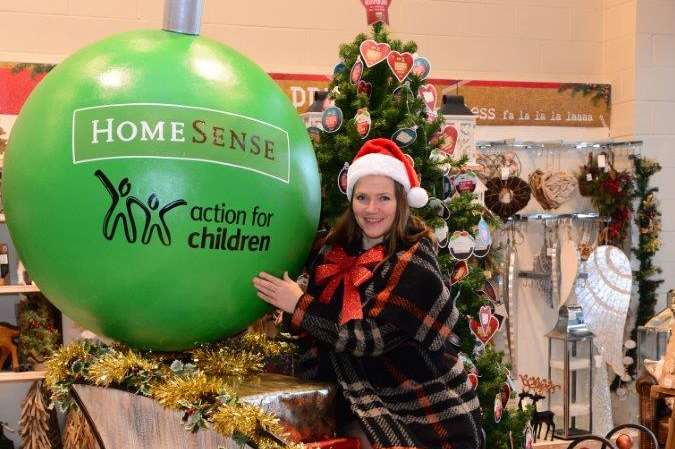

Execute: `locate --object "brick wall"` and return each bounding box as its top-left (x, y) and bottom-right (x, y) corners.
top-left (0, 0), bottom-right (604, 81)
top-left (635, 0), bottom-right (675, 302)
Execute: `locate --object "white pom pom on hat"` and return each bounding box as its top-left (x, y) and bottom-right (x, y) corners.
top-left (346, 138), bottom-right (429, 208)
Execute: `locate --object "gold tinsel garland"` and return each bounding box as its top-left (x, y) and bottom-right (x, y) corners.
top-left (44, 341), bottom-right (90, 390)
top-left (87, 350), bottom-right (159, 387)
top-left (44, 334), bottom-right (302, 449)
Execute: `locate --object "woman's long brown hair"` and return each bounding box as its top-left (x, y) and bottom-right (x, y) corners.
top-left (325, 181), bottom-right (434, 260)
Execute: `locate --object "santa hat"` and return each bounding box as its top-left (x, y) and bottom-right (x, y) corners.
top-left (346, 138), bottom-right (429, 208)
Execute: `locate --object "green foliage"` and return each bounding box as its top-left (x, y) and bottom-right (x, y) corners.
top-left (17, 294), bottom-right (61, 366)
top-left (476, 347), bottom-right (532, 449)
top-left (578, 154), bottom-right (634, 244)
top-left (624, 156), bottom-right (664, 379)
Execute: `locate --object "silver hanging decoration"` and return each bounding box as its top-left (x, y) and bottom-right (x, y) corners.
top-left (502, 224), bottom-right (520, 373)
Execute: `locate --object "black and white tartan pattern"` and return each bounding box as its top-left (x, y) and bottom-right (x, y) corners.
top-left (291, 238), bottom-right (482, 449)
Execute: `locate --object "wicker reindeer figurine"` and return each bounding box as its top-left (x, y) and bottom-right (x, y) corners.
top-left (0, 322), bottom-right (19, 372)
top-left (519, 374), bottom-right (560, 442)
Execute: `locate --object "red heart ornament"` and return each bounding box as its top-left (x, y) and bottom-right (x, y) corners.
top-left (469, 315), bottom-right (500, 344)
top-left (500, 382), bottom-right (511, 407)
top-left (450, 260), bottom-right (469, 284)
top-left (357, 80), bottom-right (372, 97)
top-left (418, 84), bottom-right (437, 111)
top-left (387, 51), bottom-right (414, 82)
top-left (359, 39), bottom-right (391, 67)
top-left (467, 372), bottom-right (478, 390)
top-left (440, 124), bottom-right (458, 156)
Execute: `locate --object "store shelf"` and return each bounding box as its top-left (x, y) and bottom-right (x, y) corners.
top-left (550, 403), bottom-right (590, 417)
top-left (0, 370), bottom-right (45, 383)
top-left (0, 284), bottom-right (40, 294)
top-left (550, 358), bottom-right (591, 371)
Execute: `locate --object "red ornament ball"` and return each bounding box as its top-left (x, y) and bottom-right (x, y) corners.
top-left (615, 433), bottom-right (633, 449)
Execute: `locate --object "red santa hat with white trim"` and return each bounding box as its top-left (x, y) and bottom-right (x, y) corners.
top-left (346, 138), bottom-right (429, 208)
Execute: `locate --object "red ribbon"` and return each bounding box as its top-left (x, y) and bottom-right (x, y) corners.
top-left (315, 245), bottom-right (385, 324)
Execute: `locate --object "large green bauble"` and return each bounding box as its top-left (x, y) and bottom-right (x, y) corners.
top-left (4, 30), bottom-right (320, 350)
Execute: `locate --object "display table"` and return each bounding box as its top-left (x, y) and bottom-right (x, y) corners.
top-left (72, 373), bottom-right (337, 449)
top-left (650, 384), bottom-right (675, 449)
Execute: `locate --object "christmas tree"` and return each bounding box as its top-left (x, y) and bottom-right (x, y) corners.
top-left (310, 23), bottom-right (530, 448)
top-left (19, 381), bottom-right (60, 449)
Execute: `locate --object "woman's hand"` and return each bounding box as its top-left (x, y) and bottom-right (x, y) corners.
top-left (252, 272), bottom-right (303, 314)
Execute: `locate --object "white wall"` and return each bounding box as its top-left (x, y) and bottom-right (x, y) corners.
top-left (3, 0), bottom-right (669, 445)
top-left (0, 0), bottom-right (605, 81)
top-left (635, 0), bottom-right (675, 304)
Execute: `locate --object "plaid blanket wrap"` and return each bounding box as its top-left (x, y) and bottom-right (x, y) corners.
top-left (291, 238), bottom-right (482, 449)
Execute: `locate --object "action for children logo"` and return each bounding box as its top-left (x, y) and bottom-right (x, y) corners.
top-left (95, 169), bottom-right (186, 246)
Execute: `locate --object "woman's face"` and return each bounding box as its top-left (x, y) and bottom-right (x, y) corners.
top-left (352, 175), bottom-right (397, 239)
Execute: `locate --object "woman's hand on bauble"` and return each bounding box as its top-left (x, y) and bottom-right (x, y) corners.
top-left (252, 271), bottom-right (303, 314)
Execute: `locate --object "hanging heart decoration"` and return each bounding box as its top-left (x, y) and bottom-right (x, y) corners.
top-left (350, 57), bottom-right (364, 84)
top-left (357, 79), bottom-right (373, 98)
top-left (387, 51), bottom-right (414, 82)
top-left (500, 382), bottom-right (511, 407)
top-left (439, 124), bottom-right (458, 156)
top-left (450, 260), bottom-right (469, 284)
top-left (469, 307), bottom-right (500, 344)
top-left (418, 84), bottom-right (438, 111)
top-left (359, 39), bottom-right (391, 67)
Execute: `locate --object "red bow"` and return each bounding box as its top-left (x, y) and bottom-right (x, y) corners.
top-left (315, 245), bottom-right (385, 324)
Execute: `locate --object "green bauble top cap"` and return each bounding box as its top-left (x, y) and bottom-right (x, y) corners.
top-left (4, 26), bottom-right (320, 350)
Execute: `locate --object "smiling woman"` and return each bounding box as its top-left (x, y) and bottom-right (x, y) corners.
top-left (253, 138), bottom-right (483, 449)
top-left (351, 175), bottom-right (397, 240)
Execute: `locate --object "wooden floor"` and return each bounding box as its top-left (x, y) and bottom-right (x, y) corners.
top-left (532, 428), bottom-right (640, 449)
top-left (532, 438), bottom-right (572, 449)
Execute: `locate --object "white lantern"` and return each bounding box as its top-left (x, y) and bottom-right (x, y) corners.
top-left (301, 90), bottom-right (328, 130)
